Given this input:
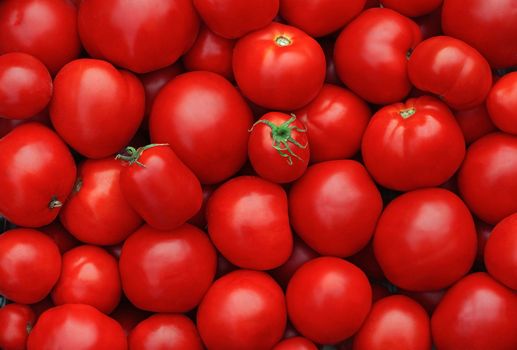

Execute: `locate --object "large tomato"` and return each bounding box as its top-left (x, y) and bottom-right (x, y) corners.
top-left (233, 22), bottom-right (326, 110)
top-left (454, 104), bottom-right (497, 144)
top-left (150, 71), bottom-right (252, 184)
top-left (0, 304), bottom-right (35, 350)
top-left (273, 337), bottom-right (318, 350)
top-left (380, 0), bottom-right (442, 17)
top-left (289, 160), bottom-right (383, 257)
top-left (487, 72), bottom-right (517, 135)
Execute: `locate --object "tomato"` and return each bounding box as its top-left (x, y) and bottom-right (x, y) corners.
top-left (454, 104), bottom-right (497, 144)
top-left (271, 238), bottom-right (319, 289)
top-left (188, 185), bottom-right (215, 229)
top-left (431, 273), bottom-right (517, 350)
top-left (110, 301), bottom-right (150, 336)
top-left (27, 304), bottom-right (127, 350)
top-left (295, 84), bottom-right (371, 163)
top-left (40, 222), bottom-right (79, 254)
top-left (334, 8), bottom-right (422, 104)
top-left (0, 304), bottom-right (35, 350)
top-left (150, 71), bottom-right (252, 184)
top-left (380, 0), bottom-right (442, 17)
top-left (0, 229), bottom-right (61, 304)
top-left (289, 160), bottom-right (383, 257)
top-left (398, 289), bottom-right (445, 315)
top-left (286, 257), bottom-right (371, 344)
top-left (458, 133), bottom-right (517, 224)
top-left (78, 0), bottom-right (199, 73)
top-left (193, 0), bottom-right (279, 39)
top-left (475, 219), bottom-right (493, 262)
top-left (319, 38), bottom-right (341, 85)
top-left (487, 72), bottom-right (517, 135)
top-left (280, 0), bottom-right (366, 37)
top-left (273, 336), bottom-right (318, 350)
top-left (119, 224), bottom-right (216, 312)
top-left (361, 96), bottom-right (465, 191)
top-left (117, 144), bottom-right (202, 230)
top-left (29, 297), bottom-right (54, 321)
top-left (129, 314), bottom-right (204, 350)
top-left (442, 0), bottom-right (517, 68)
top-left (233, 22), bottom-right (326, 110)
top-left (414, 8), bottom-right (442, 40)
top-left (197, 270), bottom-right (286, 350)
top-left (0, 123), bottom-right (76, 227)
top-left (353, 295), bottom-right (430, 350)
top-left (50, 59), bottom-right (144, 159)
top-left (348, 242), bottom-right (385, 281)
top-left (0, 109), bottom-right (50, 139)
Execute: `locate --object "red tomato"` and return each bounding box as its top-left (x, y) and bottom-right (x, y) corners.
top-left (273, 336), bottom-right (318, 350)
top-left (0, 0), bottom-right (80, 75)
top-left (280, 0), bottom-right (366, 37)
top-left (119, 224), bottom-right (216, 313)
top-left (442, 0), bottom-right (517, 68)
top-left (150, 71), bottom-right (253, 184)
top-left (348, 242), bottom-right (385, 281)
top-left (233, 22), bottom-right (326, 110)
top-left (188, 184), bottom-right (215, 229)
top-left (458, 133), bottom-right (517, 224)
top-left (109, 301), bottom-right (150, 336)
top-left (0, 229), bottom-right (61, 304)
top-left (408, 36), bottom-right (492, 110)
top-left (362, 96), bottom-right (465, 191)
top-left (475, 219), bottom-right (493, 262)
top-left (334, 8), bottom-right (422, 104)
top-left (287, 257), bottom-right (371, 344)
top-left (380, 0), bottom-right (442, 17)
top-left (487, 72), bottom-right (517, 135)
top-left (414, 8), bottom-right (442, 40)
top-left (29, 298), bottom-right (54, 321)
top-left (193, 0), bottom-right (279, 39)
top-left (59, 158), bottom-right (143, 246)
top-left (197, 270), bottom-right (286, 350)
top-left (431, 273), bottom-right (517, 350)
top-left (0, 123), bottom-right (76, 227)
top-left (319, 38), bottom-right (341, 85)
top-left (397, 289), bottom-right (445, 314)
top-left (296, 84), bottom-right (371, 163)
top-left (454, 104), bottom-right (497, 144)
top-left (51, 245), bottom-right (121, 314)
top-left (0, 304), bottom-right (35, 350)
top-left (207, 176), bottom-right (293, 270)
top-left (27, 304), bottom-right (127, 350)
top-left (50, 59), bottom-right (144, 159)
top-left (117, 144), bottom-right (202, 230)
top-left (40, 222), bottom-right (79, 254)
top-left (129, 314), bottom-right (204, 350)
top-left (289, 160), bottom-right (383, 257)
top-left (374, 188), bottom-right (477, 291)
top-left (0, 108), bottom-right (50, 138)
top-left (248, 113), bottom-right (310, 183)
top-left (78, 0), bottom-right (199, 73)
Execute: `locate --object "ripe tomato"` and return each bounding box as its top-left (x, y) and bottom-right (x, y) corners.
top-left (454, 104), bottom-right (497, 144)
top-left (0, 108), bottom-right (50, 138)
top-left (0, 123), bottom-right (76, 227)
top-left (150, 71), bottom-right (253, 184)
top-left (362, 96), bottom-right (465, 191)
top-left (0, 229), bottom-right (61, 304)
top-left (415, 8), bottom-right (442, 40)
top-left (296, 84), bottom-right (371, 163)
top-left (271, 238), bottom-right (319, 289)
top-left (59, 158), bottom-right (143, 246)
top-left (273, 336), bottom-right (318, 350)
top-left (399, 289), bottom-right (445, 315)
top-left (286, 257), bottom-right (371, 344)
top-left (129, 314), bottom-right (204, 350)
top-left (487, 72), bottom-right (517, 135)
top-left (233, 22), bottom-right (326, 110)
top-left (78, 0), bottom-right (199, 73)
top-left (188, 184), bottom-right (215, 229)
top-left (475, 219), bottom-right (493, 262)
top-left (193, 0), bottom-right (279, 39)
top-left (119, 224), bottom-right (216, 313)
top-left (0, 304), bottom-right (35, 350)
top-left (40, 222), bottom-right (79, 254)
top-left (334, 8), bottom-right (422, 104)
top-left (458, 133), bottom-right (517, 224)
top-left (431, 273), bottom-right (517, 350)
top-left (110, 301), bottom-right (150, 336)
top-left (197, 270), bottom-right (286, 350)
top-left (27, 304), bottom-right (127, 350)
top-left (348, 242), bottom-right (385, 281)
top-left (289, 160), bottom-right (383, 257)
top-left (380, 0), bottom-right (442, 17)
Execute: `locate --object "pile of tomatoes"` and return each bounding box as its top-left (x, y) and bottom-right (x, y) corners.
top-left (0, 0), bottom-right (516, 349)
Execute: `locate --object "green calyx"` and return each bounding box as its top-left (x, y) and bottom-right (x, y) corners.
top-left (48, 196), bottom-right (62, 209)
top-left (115, 143), bottom-right (169, 168)
top-left (400, 107), bottom-right (416, 119)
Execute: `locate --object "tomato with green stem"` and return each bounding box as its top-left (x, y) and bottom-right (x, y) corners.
top-left (0, 304), bottom-right (35, 350)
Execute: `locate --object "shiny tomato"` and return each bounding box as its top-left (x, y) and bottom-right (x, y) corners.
top-left (487, 72), bottom-right (517, 135)
top-left (273, 337), bottom-right (318, 350)
top-left (0, 108), bottom-right (50, 138)
top-left (362, 96), bottom-right (465, 191)
top-left (289, 160), bottom-right (383, 257)
top-left (150, 71), bottom-right (252, 184)
top-left (0, 123), bottom-right (76, 227)
top-left (415, 8), bottom-right (442, 39)
top-left (39, 222), bottom-right (79, 254)
top-left (139, 63), bottom-right (182, 118)
top-left (233, 22), bottom-right (326, 110)
top-left (286, 257), bottom-right (371, 344)
top-left (380, 0), bottom-right (442, 17)
top-left (454, 104), bottom-right (497, 144)
top-left (0, 304), bottom-right (35, 350)
top-left (197, 270), bottom-right (286, 350)
top-left (334, 8), bottom-right (422, 104)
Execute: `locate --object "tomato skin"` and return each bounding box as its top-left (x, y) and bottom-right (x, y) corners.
top-left (39, 222), bottom-right (79, 254)
top-left (296, 84), bottom-right (371, 163)
top-left (458, 133), bottom-right (517, 224)
top-left (380, 0), bottom-right (442, 17)
top-left (362, 96), bottom-right (465, 191)
top-left (487, 72), bottom-right (517, 135)
top-left (334, 8), bottom-right (422, 104)
top-left (78, 0), bottom-right (199, 73)
top-left (150, 71), bottom-right (253, 184)
top-left (0, 123), bottom-right (76, 227)
top-left (0, 229), bottom-right (61, 304)
top-left (197, 270), bottom-right (286, 350)
top-left (272, 336), bottom-right (318, 350)
top-left (27, 304), bottom-right (127, 350)
top-left (431, 273), bottom-right (517, 350)
top-left (0, 304), bottom-right (35, 350)
top-left (398, 289), bottom-right (445, 315)
top-left (188, 184), bottom-right (215, 229)
top-left (414, 8), bottom-right (442, 40)
top-left (129, 314), bottom-right (204, 350)
top-left (454, 104), bottom-right (497, 144)
top-left (353, 295), bottom-right (431, 350)
top-left (119, 224), bottom-right (216, 313)
top-left (248, 112), bottom-right (310, 183)
top-left (110, 301), bottom-right (150, 336)
top-left (287, 257), bottom-right (372, 344)
top-left (289, 160), bottom-right (383, 257)
top-left (475, 219), bottom-right (493, 262)
top-left (233, 22), bottom-right (326, 110)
